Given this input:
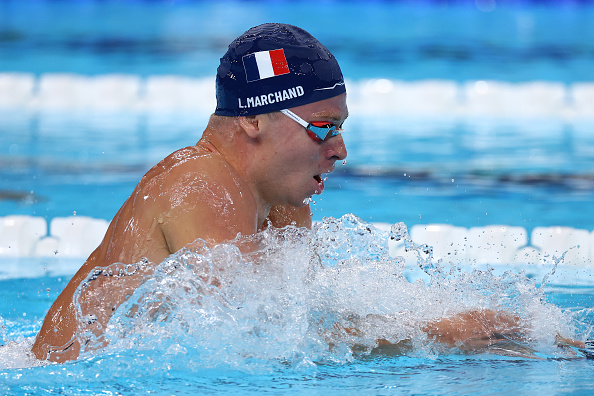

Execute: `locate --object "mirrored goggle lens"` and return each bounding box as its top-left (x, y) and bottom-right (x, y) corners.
top-left (307, 122), bottom-right (339, 142)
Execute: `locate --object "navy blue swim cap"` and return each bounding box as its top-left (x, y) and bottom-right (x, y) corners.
top-left (215, 23), bottom-right (346, 116)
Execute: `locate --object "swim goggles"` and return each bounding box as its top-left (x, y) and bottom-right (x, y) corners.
top-left (280, 109), bottom-right (341, 142)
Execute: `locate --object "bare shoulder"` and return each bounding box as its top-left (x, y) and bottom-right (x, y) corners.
top-left (141, 145), bottom-right (258, 252)
top-left (139, 145), bottom-right (246, 199)
top-left (144, 145), bottom-right (230, 179)
top-left (158, 145), bottom-right (251, 206)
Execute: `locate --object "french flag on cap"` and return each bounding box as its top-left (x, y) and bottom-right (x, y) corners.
top-left (243, 49), bottom-right (290, 83)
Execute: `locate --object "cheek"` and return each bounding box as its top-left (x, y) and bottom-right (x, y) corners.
top-left (268, 130), bottom-right (322, 174)
top-left (287, 149), bottom-right (319, 171)
top-left (275, 140), bottom-right (313, 164)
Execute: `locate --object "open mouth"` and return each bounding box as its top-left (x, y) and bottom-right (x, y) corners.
top-left (314, 174), bottom-right (325, 194)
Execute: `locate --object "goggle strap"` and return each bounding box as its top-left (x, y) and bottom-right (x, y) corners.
top-left (280, 109), bottom-right (309, 129)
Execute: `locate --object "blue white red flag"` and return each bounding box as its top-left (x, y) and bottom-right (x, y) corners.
top-left (243, 49), bottom-right (290, 83)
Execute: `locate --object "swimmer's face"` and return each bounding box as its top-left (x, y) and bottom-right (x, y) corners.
top-left (256, 93), bottom-right (348, 207)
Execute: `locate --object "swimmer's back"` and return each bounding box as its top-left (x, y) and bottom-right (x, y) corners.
top-left (32, 142), bottom-right (258, 362)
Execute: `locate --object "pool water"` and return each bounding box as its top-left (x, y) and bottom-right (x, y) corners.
top-left (1, 219), bottom-right (594, 395)
top-left (2, 0), bottom-right (594, 81)
top-left (2, 0), bottom-right (594, 229)
top-left (2, 0), bottom-right (594, 394)
top-left (4, 111), bottom-right (594, 229)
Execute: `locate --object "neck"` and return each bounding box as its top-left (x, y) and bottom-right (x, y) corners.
top-left (198, 119), bottom-right (272, 228)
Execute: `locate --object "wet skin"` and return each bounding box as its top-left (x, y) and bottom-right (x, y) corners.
top-left (31, 94), bottom-right (349, 363)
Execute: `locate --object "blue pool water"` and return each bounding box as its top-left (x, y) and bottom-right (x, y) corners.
top-left (2, 0), bottom-right (594, 81)
top-left (2, 0), bottom-right (594, 394)
top-left (4, 112), bottom-right (594, 229)
top-left (1, 220), bottom-right (594, 395)
top-left (2, 0), bottom-right (594, 229)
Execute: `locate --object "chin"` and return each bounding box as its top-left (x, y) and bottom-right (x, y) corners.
top-left (292, 194), bottom-right (313, 207)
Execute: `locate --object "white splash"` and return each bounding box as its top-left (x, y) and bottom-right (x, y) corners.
top-left (69, 215), bottom-right (581, 368)
top-left (1, 215), bottom-right (586, 371)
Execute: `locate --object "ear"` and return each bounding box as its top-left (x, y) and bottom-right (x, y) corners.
top-left (237, 116), bottom-right (262, 139)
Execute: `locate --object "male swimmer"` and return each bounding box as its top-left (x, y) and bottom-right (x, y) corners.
top-left (31, 23), bottom-right (587, 363)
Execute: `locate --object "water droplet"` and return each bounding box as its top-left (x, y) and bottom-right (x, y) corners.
top-left (73, 211), bottom-right (77, 216)
top-left (451, 179), bottom-right (455, 182)
top-left (342, 160), bottom-right (347, 165)
top-left (302, 197), bottom-right (312, 205)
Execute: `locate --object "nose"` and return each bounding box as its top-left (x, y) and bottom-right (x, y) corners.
top-left (325, 134), bottom-right (347, 161)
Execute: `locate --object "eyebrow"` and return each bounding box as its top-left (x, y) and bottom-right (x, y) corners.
top-left (310, 110), bottom-right (349, 123)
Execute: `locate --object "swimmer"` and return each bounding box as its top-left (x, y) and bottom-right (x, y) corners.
top-left (32, 23), bottom-right (349, 363)
top-left (30, 23), bottom-right (584, 363)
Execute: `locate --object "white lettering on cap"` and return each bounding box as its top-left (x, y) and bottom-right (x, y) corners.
top-left (238, 86), bottom-right (305, 109)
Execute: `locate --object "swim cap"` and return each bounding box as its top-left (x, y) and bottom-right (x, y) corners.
top-left (215, 23), bottom-right (346, 116)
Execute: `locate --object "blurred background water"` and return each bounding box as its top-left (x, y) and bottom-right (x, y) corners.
top-left (1, 0), bottom-right (594, 227)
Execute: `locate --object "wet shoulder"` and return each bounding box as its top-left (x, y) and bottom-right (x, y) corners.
top-left (141, 145), bottom-right (226, 180)
top-left (166, 145), bottom-right (239, 181)
top-left (140, 145), bottom-right (251, 207)
top-left (143, 145), bottom-right (258, 245)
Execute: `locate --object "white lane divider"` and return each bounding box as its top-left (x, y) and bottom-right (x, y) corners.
top-left (1, 73), bottom-right (594, 119)
top-left (2, 215), bottom-right (594, 265)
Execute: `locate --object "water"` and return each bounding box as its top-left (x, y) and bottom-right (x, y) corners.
top-left (2, 217), bottom-right (594, 394)
top-left (3, 111), bottom-right (594, 229)
top-left (2, 1), bottom-right (594, 228)
top-left (2, 1), bottom-right (594, 81)
top-left (2, 0), bottom-right (594, 394)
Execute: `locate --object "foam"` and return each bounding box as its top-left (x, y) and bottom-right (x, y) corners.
top-left (66, 217), bottom-right (579, 366)
top-left (1, 73), bottom-right (593, 120)
top-left (2, 216), bottom-right (594, 268)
